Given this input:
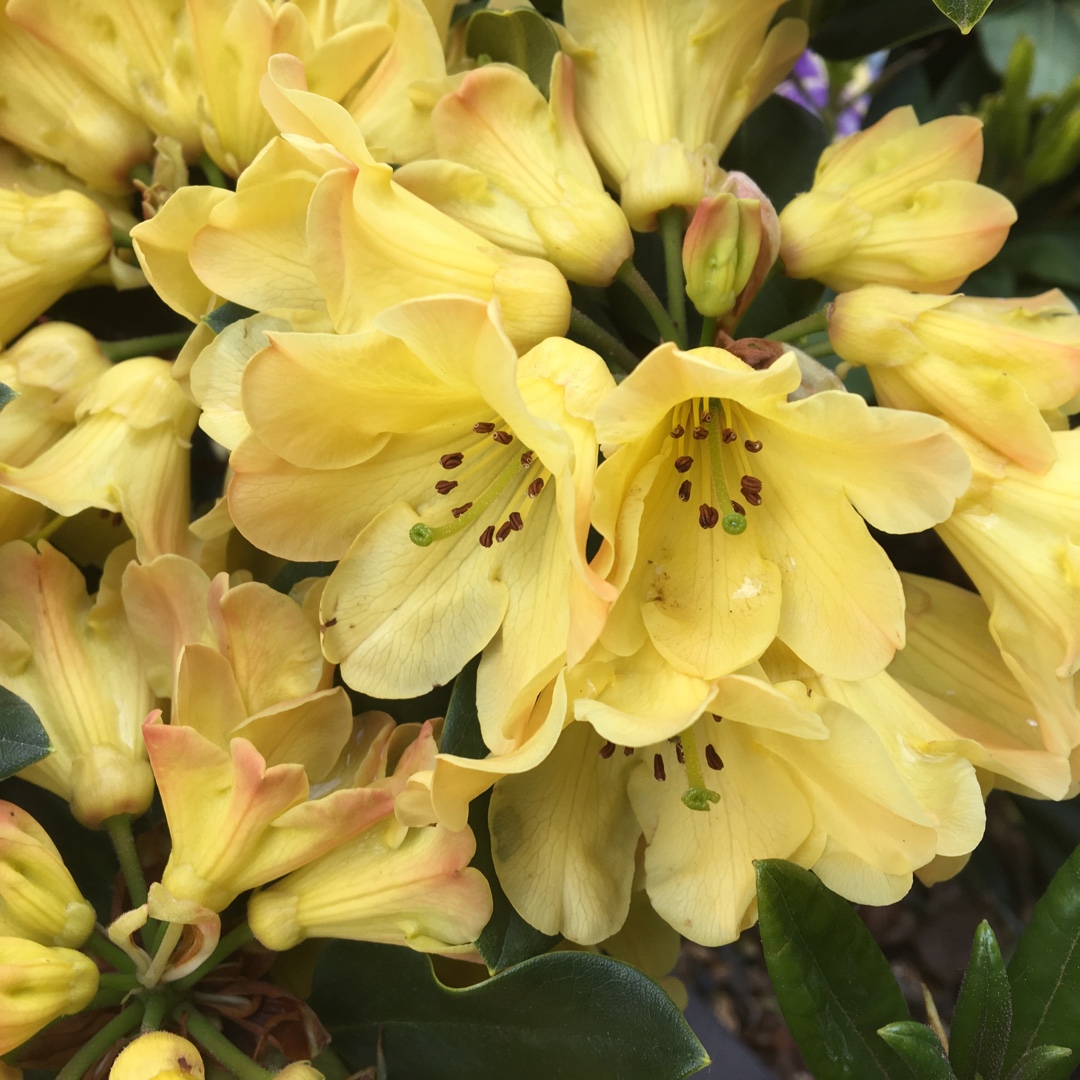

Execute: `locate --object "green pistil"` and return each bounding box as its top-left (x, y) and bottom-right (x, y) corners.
top-left (410, 447), bottom-right (528, 546)
top-left (706, 399), bottom-right (748, 535)
top-left (679, 728), bottom-right (720, 812)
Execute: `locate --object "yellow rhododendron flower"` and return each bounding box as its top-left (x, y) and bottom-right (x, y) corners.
top-left (0, 801), bottom-right (95, 948)
top-left (0, 357), bottom-right (200, 560)
top-left (779, 106), bottom-right (1017, 293)
top-left (829, 285), bottom-right (1080, 472)
top-left (0, 186), bottom-right (111, 347)
top-left (593, 342), bottom-right (970, 686)
top-left (0, 937), bottom-right (99, 1055)
top-left (890, 574), bottom-right (1074, 800)
top-left (0, 323), bottom-right (110, 544)
top-left (936, 430), bottom-right (1080, 760)
top-left (559, 0), bottom-right (807, 229)
top-left (110, 1032), bottom-right (205, 1080)
top-left (0, 542), bottom-right (156, 827)
top-left (394, 55), bottom-right (633, 286)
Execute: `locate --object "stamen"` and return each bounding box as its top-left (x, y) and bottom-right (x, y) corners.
top-left (674, 456), bottom-right (694, 473)
top-left (520, 451), bottom-right (534, 466)
top-left (742, 492), bottom-right (762, 507)
top-left (435, 480), bottom-right (458, 495)
top-left (653, 754), bottom-right (666, 781)
top-left (508, 512), bottom-right (524, 531)
top-left (623, 746), bottom-right (634, 756)
top-left (721, 428), bottom-right (737, 443)
top-left (692, 426), bottom-right (708, 440)
top-left (744, 439), bottom-right (762, 453)
top-left (678, 480), bottom-right (691, 502)
top-left (479, 526), bottom-right (495, 548)
top-left (701, 411), bottom-right (712, 422)
top-left (527, 478), bottom-right (544, 498)
top-left (678, 728), bottom-right (721, 812)
top-left (473, 422), bottom-right (496, 433)
top-left (599, 741), bottom-right (616, 759)
top-left (671, 425), bottom-right (685, 438)
top-left (440, 453), bottom-right (464, 469)
top-left (705, 744), bottom-right (724, 771)
top-left (495, 522), bottom-right (514, 543)
top-left (493, 431), bottom-right (513, 445)
top-left (451, 503), bottom-right (473, 518)
top-left (730, 500), bottom-right (745, 515)
top-left (740, 475), bottom-right (762, 494)
top-left (674, 738), bottom-right (685, 764)
top-left (698, 504), bottom-right (719, 529)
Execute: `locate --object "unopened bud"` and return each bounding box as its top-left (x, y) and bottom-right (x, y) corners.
top-left (109, 1032), bottom-right (205, 1080)
top-left (0, 801), bottom-right (95, 948)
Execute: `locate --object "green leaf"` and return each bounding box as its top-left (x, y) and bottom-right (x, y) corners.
top-left (811, 0), bottom-right (952, 60)
top-left (203, 301), bottom-right (257, 334)
top-left (1004, 1046), bottom-right (1074, 1080)
top-left (1002, 842), bottom-right (1080, 1075)
top-left (269, 560), bottom-right (337, 595)
top-left (310, 941), bottom-right (709, 1079)
top-left (978, 0), bottom-right (1080, 96)
top-left (0, 687), bottom-right (51, 781)
top-left (0, 383), bottom-right (15, 411)
top-left (950, 921), bottom-right (1012, 1080)
top-left (755, 860), bottom-right (915, 1080)
top-left (465, 9), bottom-right (560, 96)
top-left (877, 1022), bottom-right (956, 1079)
top-left (933, 0), bottom-right (994, 33)
top-left (439, 655), bottom-right (486, 760)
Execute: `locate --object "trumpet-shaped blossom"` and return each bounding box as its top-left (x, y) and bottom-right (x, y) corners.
top-left (829, 285), bottom-right (1080, 472)
top-left (779, 107), bottom-right (1017, 293)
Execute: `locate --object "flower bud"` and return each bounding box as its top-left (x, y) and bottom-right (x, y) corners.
top-left (0, 937), bottom-right (99, 1055)
top-left (109, 1032), bottom-right (205, 1080)
top-left (0, 801), bottom-right (95, 948)
top-left (779, 106), bottom-right (1017, 293)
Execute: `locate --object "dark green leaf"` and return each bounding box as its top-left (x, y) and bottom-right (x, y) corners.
top-left (978, 0), bottom-right (1080, 96)
top-left (877, 1023), bottom-right (955, 1079)
top-left (755, 860), bottom-right (915, 1080)
top-left (933, 0), bottom-right (995, 33)
top-left (0, 383), bottom-right (15, 411)
top-left (0, 687), bottom-right (51, 781)
top-left (1002, 842), bottom-right (1080, 1075)
top-left (811, 0), bottom-right (952, 60)
top-left (270, 560), bottom-right (337, 595)
top-left (950, 921), bottom-right (1012, 1080)
top-left (202, 301), bottom-right (257, 334)
top-left (439, 655), bottom-right (486, 760)
top-left (465, 9), bottom-right (560, 96)
top-left (472, 789), bottom-right (560, 971)
top-left (1004, 1046), bottom-right (1074, 1080)
top-left (311, 941), bottom-right (708, 1080)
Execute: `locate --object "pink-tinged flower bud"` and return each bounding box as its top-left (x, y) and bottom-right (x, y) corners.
top-left (683, 174), bottom-right (780, 324)
top-left (0, 801), bottom-right (95, 948)
top-left (779, 106), bottom-right (1017, 293)
top-left (0, 937), bottom-right (99, 1054)
top-left (109, 1032), bottom-right (205, 1080)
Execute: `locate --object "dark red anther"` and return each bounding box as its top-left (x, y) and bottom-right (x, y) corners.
top-left (527, 477), bottom-right (544, 498)
top-left (493, 430), bottom-right (513, 445)
top-left (670, 425), bottom-right (685, 438)
top-left (479, 525), bottom-right (495, 548)
top-left (674, 738), bottom-right (685, 764)
top-left (435, 479), bottom-right (458, 495)
top-left (599, 741), bottom-right (616, 759)
top-left (520, 451), bottom-right (534, 466)
top-left (699, 504), bottom-right (719, 529)
top-left (653, 754), bottom-right (666, 781)
top-left (740, 475), bottom-right (762, 493)
top-left (678, 480), bottom-right (692, 502)
top-left (744, 439), bottom-right (763, 453)
top-left (721, 428), bottom-right (737, 443)
top-left (495, 521), bottom-right (514, 542)
top-left (451, 502), bottom-right (473, 518)
top-left (730, 500), bottom-right (746, 515)
top-left (692, 426), bottom-right (708, 440)
top-left (705, 744), bottom-right (725, 771)
top-left (473, 422), bottom-right (496, 433)
top-left (674, 455), bottom-right (694, 473)
top-left (508, 512), bottom-right (524, 531)
top-left (623, 746), bottom-right (634, 756)
top-left (440, 453), bottom-right (464, 469)
top-left (742, 491), bottom-right (762, 507)
top-left (701, 411), bottom-right (712, 423)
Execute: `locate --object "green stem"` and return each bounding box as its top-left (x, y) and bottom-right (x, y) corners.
top-left (100, 331), bottom-right (192, 362)
top-left (178, 1005), bottom-right (273, 1080)
top-left (55, 1001), bottom-right (144, 1080)
top-left (699, 315), bottom-right (718, 348)
top-left (99, 972), bottom-right (141, 992)
top-left (86, 929), bottom-right (137, 973)
top-left (141, 989), bottom-right (173, 1033)
top-left (567, 308), bottom-right (638, 375)
top-left (111, 224), bottom-right (134, 249)
top-left (103, 815), bottom-right (147, 908)
top-left (173, 923), bottom-right (255, 993)
top-left (801, 340), bottom-right (836, 358)
top-left (198, 153), bottom-right (230, 189)
top-left (657, 207), bottom-right (688, 347)
top-left (614, 261), bottom-right (681, 346)
top-left (767, 310), bottom-right (829, 343)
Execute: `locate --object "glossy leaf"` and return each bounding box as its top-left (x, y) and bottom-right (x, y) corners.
top-left (203, 300), bottom-right (257, 334)
top-left (810, 0), bottom-right (952, 60)
top-left (877, 1023), bottom-right (955, 1079)
top-left (0, 687), bottom-right (51, 781)
top-left (755, 860), bottom-right (915, 1080)
top-left (439, 656), bottom-right (486, 761)
top-left (1003, 843), bottom-right (1080, 1075)
top-left (933, 0), bottom-right (994, 33)
top-left (950, 921), bottom-right (1012, 1080)
top-left (0, 383), bottom-right (14, 410)
top-left (465, 9), bottom-right (561, 96)
top-left (978, 0), bottom-right (1080, 97)
top-left (1004, 1046), bottom-right (1073, 1080)
top-left (310, 940), bottom-right (709, 1079)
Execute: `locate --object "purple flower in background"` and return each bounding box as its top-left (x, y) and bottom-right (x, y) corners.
top-left (777, 49), bottom-right (888, 139)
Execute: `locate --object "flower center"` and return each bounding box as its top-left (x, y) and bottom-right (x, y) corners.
top-left (409, 418), bottom-right (549, 549)
top-left (669, 396), bottom-right (763, 535)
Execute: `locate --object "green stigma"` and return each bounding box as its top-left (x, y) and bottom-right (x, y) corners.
top-left (681, 786), bottom-right (721, 812)
top-left (722, 512), bottom-right (747, 535)
top-left (409, 523), bottom-right (434, 547)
